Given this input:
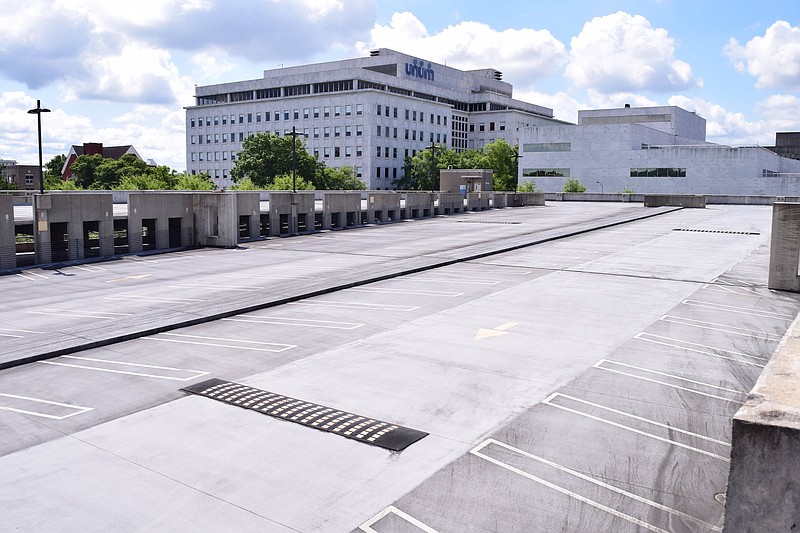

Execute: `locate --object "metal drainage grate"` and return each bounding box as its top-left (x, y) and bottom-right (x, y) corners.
top-left (673, 228), bottom-right (760, 235)
top-left (457, 220), bottom-right (521, 225)
top-left (182, 378), bottom-right (428, 452)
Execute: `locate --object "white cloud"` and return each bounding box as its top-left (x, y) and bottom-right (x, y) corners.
top-left (756, 94), bottom-right (800, 132)
top-left (566, 12), bottom-right (701, 92)
top-left (514, 90), bottom-right (585, 124)
top-left (586, 89), bottom-right (660, 110)
top-left (190, 51), bottom-right (239, 83)
top-left (724, 21), bottom-right (800, 90)
top-left (356, 12), bottom-right (568, 85)
top-left (667, 95), bottom-right (773, 146)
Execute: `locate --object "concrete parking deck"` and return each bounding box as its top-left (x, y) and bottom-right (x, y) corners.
top-left (0, 202), bottom-right (795, 532)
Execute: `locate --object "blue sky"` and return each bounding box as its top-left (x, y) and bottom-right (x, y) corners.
top-left (1, 0), bottom-right (798, 172)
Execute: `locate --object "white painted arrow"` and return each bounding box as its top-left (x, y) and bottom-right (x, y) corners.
top-left (475, 321), bottom-right (518, 340)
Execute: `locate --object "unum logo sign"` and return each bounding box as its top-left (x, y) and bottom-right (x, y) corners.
top-left (405, 59), bottom-right (435, 81)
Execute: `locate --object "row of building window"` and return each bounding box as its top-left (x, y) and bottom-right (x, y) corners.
top-left (190, 104), bottom-right (365, 127)
top-left (190, 127), bottom-right (447, 146)
top-left (521, 168), bottom-right (689, 178)
top-left (522, 142), bottom-right (571, 152)
top-left (190, 142), bottom-right (434, 164)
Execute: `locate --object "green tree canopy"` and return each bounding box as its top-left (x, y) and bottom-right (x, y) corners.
top-left (316, 166), bottom-right (366, 190)
top-left (43, 154), bottom-right (67, 189)
top-left (231, 133), bottom-right (318, 188)
top-left (266, 175), bottom-right (315, 190)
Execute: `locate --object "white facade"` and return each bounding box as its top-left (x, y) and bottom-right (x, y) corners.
top-left (185, 49), bottom-right (563, 189)
top-left (520, 105), bottom-right (800, 195)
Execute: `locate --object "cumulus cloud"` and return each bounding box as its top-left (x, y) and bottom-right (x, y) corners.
top-left (566, 12), bottom-right (701, 92)
top-left (514, 90), bottom-right (586, 124)
top-left (356, 12), bottom-right (568, 85)
top-left (724, 21), bottom-right (800, 90)
top-left (666, 95), bottom-right (774, 146)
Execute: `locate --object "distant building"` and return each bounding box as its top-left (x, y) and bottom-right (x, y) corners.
top-left (519, 105), bottom-right (800, 195)
top-left (767, 132), bottom-right (800, 161)
top-left (0, 159), bottom-right (40, 190)
top-left (185, 48), bottom-right (566, 189)
top-left (440, 169), bottom-right (493, 195)
top-left (61, 143), bottom-right (143, 179)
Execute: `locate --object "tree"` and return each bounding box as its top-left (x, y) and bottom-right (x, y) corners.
top-left (317, 166), bottom-right (365, 190)
top-left (266, 175), bottom-right (315, 190)
top-left (175, 172), bottom-right (215, 190)
top-left (43, 154), bottom-right (67, 189)
top-left (563, 178), bottom-right (586, 192)
top-left (0, 162), bottom-right (17, 190)
top-left (70, 154), bottom-right (105, 189)
top-left (482, 140), bottom-right (518, 191)
top-left (231, 132), bottom-right (318, 188)
top-left (517, 180), bottom-right (540, 192)
top-left (397, 144), bottom-right (455, 190)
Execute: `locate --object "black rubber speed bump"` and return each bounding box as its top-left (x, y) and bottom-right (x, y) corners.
top-left (182, 378), bottom-right (428, 452)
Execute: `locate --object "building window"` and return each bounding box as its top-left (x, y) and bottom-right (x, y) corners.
top-left (345, 146), bottom-right (352, 157)
top-left (384, 147), bottom-right (390, 157)
top-left (256, 113), bottom-right (261, 123)
top-left (190, 118), bottom-right (196, 128)
top-left (324, 106), bottom-right (330, 118)
top-left (314, 107), bottom-right (320, 118)
top-left (377, 125), bottom-right (382, 137)
top-left (334, 105), bottom-right (341, 117)
top-left (376, 146), bottom-right (381, 157)
top-left (324, 127), bottom-right (330, 137)
top-left (274, 111), bottom-right (280, 121)
top-left (334, 147), bottom-right (340, 157)
top-left (239, 114), bottom-right (244, 124)
top-left (222, 115), bottom-right (227, 125)
top-left (522, 142), bottom-right (571, 152)
top-left (356, 104), bottom-right (363, 115)
top-left (304, 108), bottom-right (310, 119)
top-left (284, 110), bottom-right (289, 120)
top-left (345, 105), bottom-right (352, 116)
top-left (356, 125), bottom-right (363, 136)
top-left (293, 109), bottom-right (299, 120)
top-left (314, 127), bottom-right (320, 138)
top-left (345, 125), bottom-right (352, 137)
top-left (335, 126), bottom-right (341, 137)
top-left (522, 168), bottom-right (571, 177)
top-left (377, 105), bottom-right (382, 116)
top-left (324, 147), bottom-right (330, 158)
top-left (630, 168), bottom-right (687, 177)
top-left (356, 146), bottom-right (362, 157)
top-left (191, 135), bottom-right (196, 144)
top-left (265, 112), bottom-right (270, 122)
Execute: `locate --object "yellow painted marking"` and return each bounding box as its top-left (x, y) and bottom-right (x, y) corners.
top-left (475, 322), bottom-right (518, 340)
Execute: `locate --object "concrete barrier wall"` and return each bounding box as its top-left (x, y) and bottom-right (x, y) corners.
top-left (404, 192), bottom-right (435, 218)
top-left (366, 192), bottom-right (401, 223)
top-left (0, 195), bottom-right (15, 269)
top-left (128, 192), bottom-right (195, 252)
top-left (322, 192), bottom-right (361, 229)
top-left (269, 192), bottom-right (316, 235)
top-left (437, 193), bottom-right (463, 215)
top-left (768, 203), bottom-right (800, 292)
top-left (236, 192), bottom-right (261, 240)
top-left (644, 194), bottom-right (706, 208)
top-left (492, 193), bottom-right (507, 209)
top-left (467, 192), bottom-right (490, 211)
top-left (193, 192), bottom-right (238, 247)
top-left (723, 313), bottom-right (800, 531)
top-left (516, 193), bottom-right (546, 206)
top-left (34, 193), bottom-right (114, 263)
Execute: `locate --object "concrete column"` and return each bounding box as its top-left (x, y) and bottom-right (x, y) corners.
top-left (768, 203), bottom-right (800, 292)
top-left (0, 195), bottom-right (16, 269)
top-left (33, 194), bottom-right (52, 264)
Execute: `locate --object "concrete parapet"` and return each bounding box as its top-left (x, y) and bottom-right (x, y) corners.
top-left (768, 203), bottom-right (800, 292)
top-left (193, 192), bottom-right (239, 247)
top-left (268, 192), bottom-right (315, 235)
top-left (0, 195), bottom-right (15, 269)
top-left (467, 192), bottom-right (490, 211)
top-left (644, 194), bottom-right (706, 208)
top-left (366, 192), bottom-right (401, 224)
top-left (322, 192), bottom-right (361, 229)
top-left (436, 193), bottom-right (463, 215)
top-left (492, 193), bottom-right (507, 209)
top-left (128, 192), bottom-right (195, 253)
top-left (235, 192), bottom-right (261, 240)
top-left (403, 192), bottom-right (435, 218)
top-left (33, 193), bottom-right (114, 263)
top-left (723, 313), bottom-right (800, 532)
top-left (516, 192), bottom-right (546, 206)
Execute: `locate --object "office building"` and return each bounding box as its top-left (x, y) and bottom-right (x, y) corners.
top-left (185, 48), bottom-right (562, 189)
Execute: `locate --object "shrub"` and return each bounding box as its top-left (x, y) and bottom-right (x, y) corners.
top-left (563, 178), bottom-right (586, 192)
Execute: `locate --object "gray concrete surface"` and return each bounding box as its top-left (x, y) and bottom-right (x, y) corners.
top-left (0, 203), bottom-right (795, 532)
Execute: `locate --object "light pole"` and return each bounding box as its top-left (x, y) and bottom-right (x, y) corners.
top-left (27, 100), bottom-right (51, 194)
top-left (286, 126), bottom-right (307, 193)
top-left (596, 181), bottom-right (604, 193)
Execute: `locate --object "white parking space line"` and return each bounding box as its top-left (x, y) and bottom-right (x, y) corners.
top-left (169, 284), bottom-right (260, 292)
top-left (472, 439), bottom-right (721, 532)
top-left (223, 316), bottom-right (364, 330)
top-left (470, 440), bottom-right (671, 533)
top-left (348, 287), bottom-right (464, 297)
top-left (359, 506), bottom-right (440, 533)
top-left (542, 394), bottom-right (730, 462)
top-left (103, 295), bottom-right (206, 304)
top-left (0, 392), bottom-right (93, 420)
top-left (26, 309), bottom-right (133, 320)
top-left (224, 273), bottom-right (306, 280)
top-left (548, 393), bottom-right (730, 446)
top-left (703, 283), bottom-right (761, 296)
top-left (73, 265), bottom-right (106, 272)
top-left (38, 356), bottom-right (209, 381)
top-left (453, 267), bottom-right (534, 276)
top-left (681, 299), bottom-right (795, 320)
top-left (593, 359), bottom-right (746, 403)
top-left (406, 278), bottom-right (500, 285)
top-left (16, 272), bottom-right (48, 281)
top-left (145, 333), bottom-right (295, 352)
top-left (288, 301), bottom-right (419, 312)
top-left (659, 315), bottom-right (783, 340)
top-left (634, 332), bottom-right (767, 367)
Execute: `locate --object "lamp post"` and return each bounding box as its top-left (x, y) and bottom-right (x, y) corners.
top-left (286, 126), bottom-right (307, 193)
top-left (27, 100), bottom-right (51, 194)
top-left (596, 181), bottom-right (604, 193)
